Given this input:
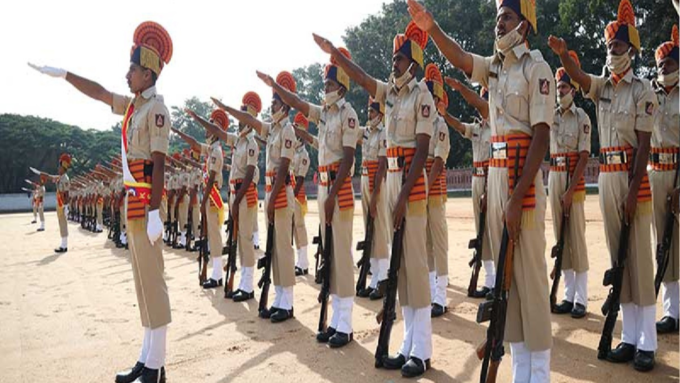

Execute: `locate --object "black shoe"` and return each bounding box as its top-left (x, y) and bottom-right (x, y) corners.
top-left (172, 243), bottom-right (185, 249)
top-left (571, 303), bottom-right (587, 319)
top-left (132, 367), bottom-right (166, 383)
top-left (470, 286), bottom-right (491, 299)
top-left (656, 316), bottom-right (679, 334)
top-left (37, 228), bottom-right (45, 232)
top-left (232, 290), bottom-right (254, 302)
top-left (202, 278), bottom-right (222, 289)
top-left (271, 307), bottom-right (294, 323)
top-left (357, 287), bottom-right (374, 298)
top-left (259, 306), bottom-right (279, 319)
top-left (382, 353), bottom-right (407, 370)
top-left (552, 300), bottom-right (574, 314)
top-left (401, 357), bottom-right (430, 378)
top-left (295, 267), bottom-right (308, 276)
top-left (115, 362), bottom-right (145, 383)
top-left (370, 283), bottom-right (386, 301)
top-left (328, 332), bottom-right (353, 348)
top-left (31, 220), bottom-right (36, 224)
top-left (633, 350), bottom-right (655, 372)
top-left (316, 327), bottom-right (336, 343)
top-left (54, 247), bottom-right (68, 253)
top-left (606, 342), bottom-right (636, 363)
top-left (116, 242), bottom-right (125, 248)
top-left (431, 303), bottom-right (447, 318)
top-left (254, 245), bottom-right (260, 250)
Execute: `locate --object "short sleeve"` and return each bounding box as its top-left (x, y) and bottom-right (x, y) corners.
top-left (374, 80), bottom-right (389, 105)
top-left (341, 107), bottom-right (359, 149)
top-left (224, 132), bottom-right (237, 147)
top-left (584, 73), bottom-right (606, 104)
top-left (415, 89), bottom-right (435, 137)
top-left (112, 93), bottom-right (132, 116)
top-left (434, 119), bottom-right (451, 160)
top-left (468, 54), bottom-right (492, 88)
top-left (635, 81), bottom-right (657, 133)
top-left (528, 62), bottom-right (556, 129)
top-left (246, 140), bottom-right (259, 167)
top-left (298, 152), bottom-right (310, 177)
top-left (260, 122), bottom-right (271, 139)
top-left (378, 129), bottom-right (387, 157)
top-left (280, 126), bottom-right (296, 160)
top-left (462, 122), bottom-right (476, 140)
top-left (208, 145), bottom-right (222, 173)
top-left (148, 101), bottom-right (171, 155)
top-left (307, 104), bottom-right (323, 125)
top-left (577, 111), bottom-right (592, 153)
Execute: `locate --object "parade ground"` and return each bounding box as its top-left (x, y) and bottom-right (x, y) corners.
top-left (0, 197), bottom-right (678, 382)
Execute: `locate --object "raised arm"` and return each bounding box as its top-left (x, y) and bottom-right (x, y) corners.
top-left (211, 97), bottom-right (264, 136)
top-left (312, 34), bottom-right (378, 97)
top-left (184, 109), bottom-right (231, 144)
top-left (548, 36), bottom-right (592, 93)
top-left (170, 127), bottom-right (201, 150)
top-left (445, 77), bottom-right (489, 120)
top-left (407, 0), bottom-right (474, 76)
top-left (441, 111), bottom-right (466, 137)
top-left (257, 71), bottom-right (311, 116)
top-left (28, 63), bottom-right (114, 107)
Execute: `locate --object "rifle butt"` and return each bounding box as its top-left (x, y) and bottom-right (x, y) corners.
top-left (485, 360), bottom-right (500, 383)
top-left (475, 341), bottom-right (486, 360)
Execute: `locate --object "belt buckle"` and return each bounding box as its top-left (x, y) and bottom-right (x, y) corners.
top-left (555, 157), bottom-right (567, 167)
top-left (491, 142), bottom-right (508, 160)
top-left (265, 177), bottom-right (272, 187)
top-left (361, 166), bottom-right (369, 176)
top-left (320, 172), bottom-right (329, 183)
top-left (606, 152), bottom-right (622, 165)
top-left (388, 157), bottom-right (400, 170)
top-left (659, 152), bottom-right (675, 164)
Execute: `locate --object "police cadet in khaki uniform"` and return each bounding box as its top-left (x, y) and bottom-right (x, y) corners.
top-left (188, 149), bottom-right (203, 247)
top-left (408, 0), bottom-right (555, 379)
top-left (549, 0), bottom-right (657, 371)
top-left (212, 71), bottom-right (298, 323)
top-left (313, 19), bottom-right (435, 376)
top-left (53, 154), bottom-right (72, 252)
top-left (186, 91), bottom-right (262, 302)
top-left (651, 25), bottom-right (680, 334)
top-left (96, 179), bottom-right (106, 232)
top-left (423, 64), bottom-right (451, 318)
top-left (356, 97), bottom-right (390, 300)
top-left (441, 80), bottom-right (495, 298)
top-left (549, 51), bottom-right (592, 319)
top-left (36, 177), bottom-right (46, 231)
top-left (257, 61), bottom-right (359, 345)
top-left (291, 112), bottom-right (312, 276)
top-left (31, 21), bottom-right (173, 382)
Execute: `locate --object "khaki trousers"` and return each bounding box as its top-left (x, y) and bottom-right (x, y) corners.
top-left (318, 184), bottom-right (355, 298)
top-left (548, 171), bottom-right (589, 273)
top-left (426, 196), bottom-right (448, 276)
top-left (360, 175), bottom-right (390, 259)
top-left (230, 194), bottom-right (256, 268)
top-left (265, 186), bottom-right (295, 288)
top-left (650, 169), bottom-right (679, 282)
top-left (292, 200), bottom-right (308, 249)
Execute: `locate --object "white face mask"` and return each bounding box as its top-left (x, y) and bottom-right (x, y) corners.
top-left (324, 89), bottom-right (342, 106)
top-left (658, 70), bottom-right (679, 87)
top-left (558, 91), bottom-right (574, 110)
top-left (606, 51), bottom-right (632, 75)
top-left (391, 62), bottom-right (415, 90)
top-left (369, 115), bottom-right (382, 128)
top-left (495, 23), bottom-right (525, 56)
top-left (272, 106), bottom-right (286, 124)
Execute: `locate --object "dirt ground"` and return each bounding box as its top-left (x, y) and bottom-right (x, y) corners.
top-left (0, 197), bottom-right (678, 382)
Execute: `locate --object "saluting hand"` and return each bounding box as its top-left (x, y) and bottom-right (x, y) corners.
top-left (444, 77), bottom-right (463, 91)
top-left (256, 71), bottom-right (274, 87)
top-left (407, 0), bottom-right (435, 32)
top-left (211, 97), bottom-right (228, 111)
top-left (547, 36), bottom-right (568, 56)
top-left (184, 108), bottom-right (198, 120)
top-left (312, 33), bottom-right (334, 55)
top-left (28, 62), bottom-right (67, 79)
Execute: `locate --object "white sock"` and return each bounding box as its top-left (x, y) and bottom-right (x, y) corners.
top-left (180, 231), bottom-right (186, 246)
top-left (483, 260), bottom-right (496, 289)
top-left (434, 275), bottom-right (448, 307)
top-left (279, 286), bottom-right (294, 310)
top-left (239, 267), bottom-right (254, 293)
top-left (662, 281), bottom-right (680, 319)
top-left (574, 271), bottom-right (588, 307)
top-left (138, 327), bottom-right (151, 363)
top-left (621, 303), bottom-right (638, 346)
top-left (429, 272), bottom-right (437, 303)
top-left (529, 349), bottom-right (551, 383)
top-left (211, 257), bottom-right (223, 281)
top-left (145, 325), bottom-right (167, 369)
top-left (253, 231), bottom-right (260, 247)
top-left (273, 285), bottom-right (282, 308)
top-left (369, 258), bottom-right (379, 289)
top-left (562, 269), bottom-right (576, 303)
top-left (336, 296), bottom-right (354, 334)
top-left (410, 306), bottom-right (433, 361)
top-left (296, 246), bottom-right (309, 269)
top-left (637, 305), bottom-right (657, 352)
top-left (330, 294), bottom-right (340, 329)
top-left (39, 221), bottom-right (45, 230)
top-left (61, 237), bottom-right (68, 248)
top-left (399, 306), bottom-right (415, 358)
top-left (510, 342), bottom-right (531, 383)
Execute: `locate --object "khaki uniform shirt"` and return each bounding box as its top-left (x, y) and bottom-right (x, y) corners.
top-left (260, 120), bottom-right (296, 172)
top-left (428, 115), bottom-right (450, 160)
top-left (462, 119), bottom-right (492, 163)
top-left (651, 82), bottom-right (679, 148)
top-left (551, 103), bottom-right (592, 154)
top-left (225, 133), bottom-right (259, 182)
top-left (308, 98), bottom-right (359, 166)
top-left (360, 123), bottom-right (387, 162)
top-left (292, 144), bottom-right (311, 178)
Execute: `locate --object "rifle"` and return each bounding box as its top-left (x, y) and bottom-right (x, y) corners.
top-left (313, 226), bottom-right (323, 284)
top-left (198, 213), bottom-right (208, 285)
top-left (476, 143), bottom-right (521, 383)
top-left (185, 207), bottom-right (193, 251)
top-left (171, 201), bottom-right (180, 247)
top-left (258, 222), bottom-right (275, 316)
top-left (355, 215), bottom-right (374, 295)
top-left (374, 216), bottom-right (405, 368)
top-left (224, 213), bottom-right (238, 298)
top-left (550, 157), bottom-right (570, 311)
top-left (467, 176), bottom-right (488, 297)
top-left (597, 219), bottom-right (631, 359)
top-left (317, 221), bottom-right (333, 333)
top-left (654, 160), bottom-right (680, 297)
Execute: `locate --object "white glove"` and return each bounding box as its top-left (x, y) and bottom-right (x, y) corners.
top-left (28, 62), bottom-right (67, 79)
top-left (147, 209), bottom-right (163, 245)
top-left (63, 204), bottom-right (69, 217)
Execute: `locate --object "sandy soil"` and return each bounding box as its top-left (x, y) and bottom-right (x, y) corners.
top-left (0, 197), bottom-right (677, 382)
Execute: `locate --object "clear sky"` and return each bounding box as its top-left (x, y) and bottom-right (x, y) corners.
top-left (2, 0), bottom-right (387, 131)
